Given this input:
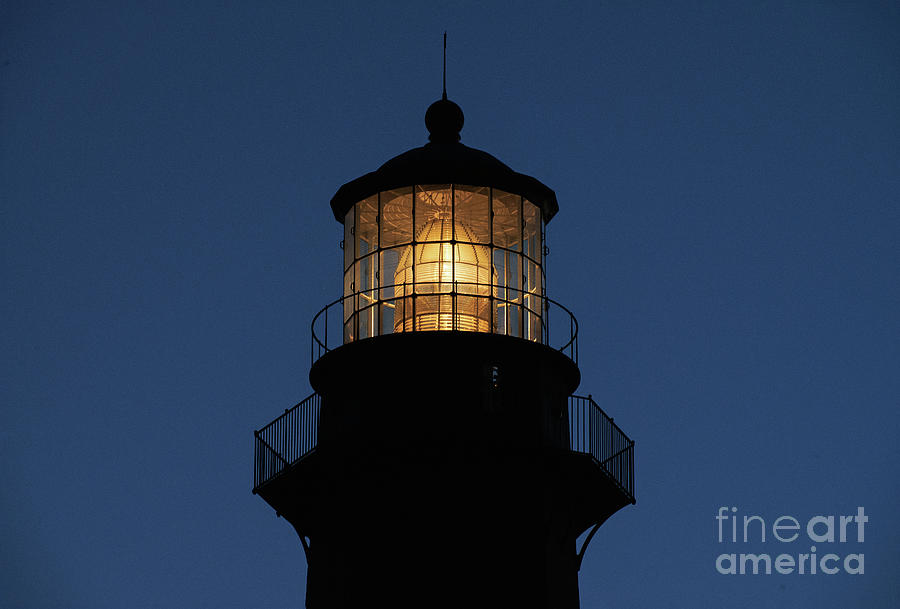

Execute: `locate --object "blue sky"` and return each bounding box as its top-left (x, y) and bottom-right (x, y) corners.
top-left (2, 2), bottom-right (898, 607)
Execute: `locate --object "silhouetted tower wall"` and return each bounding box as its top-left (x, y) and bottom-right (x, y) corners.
top-left (253, 98), bottom-right (635, 608)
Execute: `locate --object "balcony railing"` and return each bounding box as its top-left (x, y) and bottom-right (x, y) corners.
top-left (253, 393), bottom-right (320, 491)
top-left (253, 392), bottom-right (634, 503)
top-left (310, 282), bottom-right (579, 366)
top-left (568, 394), bottom-right (635, 503)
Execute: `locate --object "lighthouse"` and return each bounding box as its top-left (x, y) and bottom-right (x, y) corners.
top-left (252, 93), bottom-right (635, 608)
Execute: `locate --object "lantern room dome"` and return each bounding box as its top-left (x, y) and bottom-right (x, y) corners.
top-left (329, 98), bottom-right (559, 224)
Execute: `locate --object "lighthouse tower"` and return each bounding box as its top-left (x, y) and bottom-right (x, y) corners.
top-left (252, 94), bottom-right (635, 608)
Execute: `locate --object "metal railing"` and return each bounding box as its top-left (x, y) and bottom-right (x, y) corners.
top-left (253, 392), bottom-right (635, 504)
top-left (310, 282), bottom-right (578, 365)
top-left (253, 392), bottom-right (321, 491)
top-left (568, 395), bottom-right (635, 503)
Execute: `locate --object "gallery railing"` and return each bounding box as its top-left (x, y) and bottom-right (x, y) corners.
top-left (252, 392), bottom-right (320, 491)
top-left (253, 392), bottom-right (634, 503)
top-left (310, 282), bottom-right (579, 365)
top-left (568, 394), bottom-right (635, 503)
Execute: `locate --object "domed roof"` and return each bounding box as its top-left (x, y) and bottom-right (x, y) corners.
top-left (329, 99), bottom-right (559, 223)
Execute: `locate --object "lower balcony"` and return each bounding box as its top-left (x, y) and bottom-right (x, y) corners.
top-left (252, 393), bottom-right (634, 506)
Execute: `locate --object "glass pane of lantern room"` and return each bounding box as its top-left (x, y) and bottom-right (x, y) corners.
top-left (358, 299), bottom-right (376, 339)
top-left (343, 265), bottom-right (356, 343)
top-left (380, 297), bottom-right (395, 337)
top-left (523, 200), bottom-right (543, 341)
top-left (358, 252), bottom-right (377, 338)
top-left (380, 187), bottom-right (413, 248)
top-left (356, 196), bottom-right (378, 261)
top-left (493, 190), bottom-right (522, 337)
top-left (415, 185), bottom-right (452, 242)
top-left (380, 248), bottom-right (400, 301)
top-left (492, 189), bottom-right (521, 252)
top-left (454, 186), bottom-right (490, 244)
top-left (356, 197), bottom-right (379, 339)
top-left (413, 242), bottom-right (453, 294)
top-left (523, 200), bottom-right (541, 271)
top-left (455, 241), bottom-right (493, 293)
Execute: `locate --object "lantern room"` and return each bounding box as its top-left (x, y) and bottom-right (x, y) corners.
top-left (330, 98), bottom-right (559, 348)
top-left (341, 184), bottom-right (544, 341)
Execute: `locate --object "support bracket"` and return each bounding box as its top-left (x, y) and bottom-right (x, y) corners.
top-left (575, 514), bottom-right (611, 572)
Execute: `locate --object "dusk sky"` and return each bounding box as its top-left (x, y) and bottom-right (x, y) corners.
top-left (2, 2), bottom-right (898, 607)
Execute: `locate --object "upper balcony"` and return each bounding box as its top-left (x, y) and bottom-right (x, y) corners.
top-left (310, 282), bottom-right (580, 366)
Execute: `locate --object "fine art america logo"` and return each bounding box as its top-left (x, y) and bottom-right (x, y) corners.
top-left (715, 506), bottom-right (867, 575)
